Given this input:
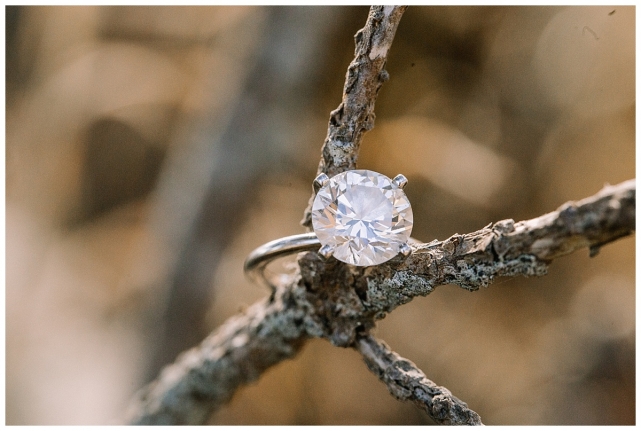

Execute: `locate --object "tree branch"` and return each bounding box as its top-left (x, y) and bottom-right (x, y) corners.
top-left (295, 179), bottom-right (635, 347)
top-left (356, 334), bottom-right (483, 425)
top-left (126, 179), bottom-right (634, 424)
top-left (301, 5), bottom-right (408, 228)
top-left (127, 285), bottom-right (309, 425)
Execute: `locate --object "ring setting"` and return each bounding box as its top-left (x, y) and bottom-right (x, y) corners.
top-left (244, 169), bottom-right (415, 287)
top-left (311, 169), bottom-right (413, 266)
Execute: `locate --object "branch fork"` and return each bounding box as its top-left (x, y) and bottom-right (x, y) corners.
top-left (126, 7), bottom-right (635, 425)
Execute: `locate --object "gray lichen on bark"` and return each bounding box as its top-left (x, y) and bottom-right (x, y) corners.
top-left (294, 179), bottom-right (635, 348)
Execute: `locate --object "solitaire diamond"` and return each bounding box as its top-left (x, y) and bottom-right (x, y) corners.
top-left (311, 170), bottom-right (413, 266)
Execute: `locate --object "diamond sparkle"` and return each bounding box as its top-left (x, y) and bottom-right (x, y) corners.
top-left (311, 170), bottom-right (413, 266)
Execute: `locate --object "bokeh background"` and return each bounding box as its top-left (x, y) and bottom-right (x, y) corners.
top-left (5, 6), bottom-right (635, 425)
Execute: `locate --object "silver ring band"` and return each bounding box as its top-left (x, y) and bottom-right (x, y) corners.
top-left (244, 232), bottom-right (421, 289)
top-left (244, 232), bottom-right (320, 288)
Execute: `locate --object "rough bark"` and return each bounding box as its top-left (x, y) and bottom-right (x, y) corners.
top-left (356, 335), bottom-right (483, 425)
top-left (297, 180), bottom-right (635, 346)
top-left (127, 285), bottom-right (309, 424)
top-left (127, 179), bottom-right (635, 425)
top-left (301, 5), bottom-right (408, 228)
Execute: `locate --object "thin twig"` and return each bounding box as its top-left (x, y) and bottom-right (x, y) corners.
top-left (301, 5), bottom-right (408, 228)
top-left (126, 179), bottom-right (634, 424)
top-left (356, 334), bottom-right (483, 425)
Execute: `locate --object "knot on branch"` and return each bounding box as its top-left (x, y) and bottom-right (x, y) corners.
top-left (295, 250), bottom-right (437, 347)
top-left (296, 252), bottom-right (376, 346)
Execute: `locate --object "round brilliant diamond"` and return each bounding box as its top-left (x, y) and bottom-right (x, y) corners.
top-left (311, 170), bottom-right (413, 266)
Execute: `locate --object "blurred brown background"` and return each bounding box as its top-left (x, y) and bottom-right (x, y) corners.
top-left (5, 6), bottom-right (635, 425)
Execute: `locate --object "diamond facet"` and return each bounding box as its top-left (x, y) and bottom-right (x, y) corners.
top-left (311, 170), bottom-right (413, 266)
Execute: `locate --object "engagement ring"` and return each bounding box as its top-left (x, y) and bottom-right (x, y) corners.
top-left (244, 169), bottom-right (415, 287)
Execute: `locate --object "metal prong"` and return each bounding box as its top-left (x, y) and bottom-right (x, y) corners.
top-left (392, 174), bottom-right (408, 189)
top-left (313, 173), bottom-right (330, 193)
top-left (399, 243), bottom-right (412, 257)
top-left (318, 244), bottom-right (334, 259)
